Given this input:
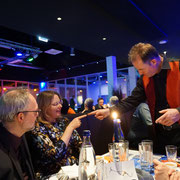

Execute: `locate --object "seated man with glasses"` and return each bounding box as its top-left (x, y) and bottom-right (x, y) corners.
top-left (26, 90), bottom-right (86, 178)
top-left (0, 88), bottom-right (38, 180)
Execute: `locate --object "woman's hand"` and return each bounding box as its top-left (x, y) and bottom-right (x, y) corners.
top-left (68, 117), bottom-right (81, 130)
top-left (68, 114), bottom-right (87, 130)
top-left (62, 114), bottom-right (87, 146)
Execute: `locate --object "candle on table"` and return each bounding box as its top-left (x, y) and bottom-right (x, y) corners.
top-left (112, 112), bottom-right (124, 142)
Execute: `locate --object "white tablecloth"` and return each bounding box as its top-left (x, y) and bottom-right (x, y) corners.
top-left (48, 150), bottom-right (161, 180)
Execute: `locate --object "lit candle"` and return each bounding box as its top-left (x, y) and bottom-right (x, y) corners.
top-left (112, 112), bottom-right (124, 142)
top-left (112, 112), bottom-right (118, 119)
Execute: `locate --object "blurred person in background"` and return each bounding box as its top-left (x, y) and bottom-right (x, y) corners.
top-left (127, 102), bottom-right (152, 148)
top-left (109, 96), bottom-right (119, 107)
top-left (27, 90), bottom-right (86, 177)
top-left (82, 98), bottom-right (94, 113)
top-left (95, 97), bottom-right (104, 110)
top-left (70, 95), bottom-right (75, 110)
top-left (61, 98), bottom-right (76, 115)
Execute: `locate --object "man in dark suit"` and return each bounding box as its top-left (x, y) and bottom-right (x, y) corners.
top-left (0, 88), bottom-right (39, 179)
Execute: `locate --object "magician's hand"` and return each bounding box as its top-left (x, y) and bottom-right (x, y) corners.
top-left (88, 108), bottom-right (110, 120)
top-left (155, 108), bottom-right (180, 126)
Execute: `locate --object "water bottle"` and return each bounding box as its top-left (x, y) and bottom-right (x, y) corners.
top-left (78, 130), bottom-right (96, 180)
top-left (113, 119), bottom-right (124, 142)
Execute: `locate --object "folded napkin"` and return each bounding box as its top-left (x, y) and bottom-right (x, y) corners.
top-left (60, 164), bottom-right (79, 179)
top-left (104, 160), bottom-right (138, 180)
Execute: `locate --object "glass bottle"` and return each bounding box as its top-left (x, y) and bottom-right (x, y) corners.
top-left (78, 130), bottom-right (96, 180)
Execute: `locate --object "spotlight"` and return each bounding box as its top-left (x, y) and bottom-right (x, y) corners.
top-left (159, 40), bottom-right (168, 44)
top-left (57, 17), bottom-right (62, 21)
top-left (16, 52), bottom-right (23, 57)
top-left (38, 36), bottom-right (48, 43)
top-left (25, 56), bottom-right (34, 62)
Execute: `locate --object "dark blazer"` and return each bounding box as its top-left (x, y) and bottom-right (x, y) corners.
top-left (95, 104), bottom-right (104, 110)
top-left (0, 124), bottom-right (35, 180)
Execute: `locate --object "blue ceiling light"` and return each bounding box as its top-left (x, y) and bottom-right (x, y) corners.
top-left (159, 40), bottom-right (168, 44)
top-left (100, 75), bottom-right (102, 78)
top-left (93, 82), bottom-right (96, 84)
top-left (16, 52), bottom-right (23, 57)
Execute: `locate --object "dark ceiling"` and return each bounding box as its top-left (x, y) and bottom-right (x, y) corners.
top-left (0, 0), bottom-right (180, 82)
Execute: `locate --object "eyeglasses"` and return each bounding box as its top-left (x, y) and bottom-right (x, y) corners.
top-left (17, 109), bottom-right (41, 114)
top-left (51, 100), bottom-right (63, 106)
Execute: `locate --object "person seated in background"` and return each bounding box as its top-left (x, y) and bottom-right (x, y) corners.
top-left (127, 102), bottom-right (153, 148)
top-left (95, 97), bottom-right (104, 110)
top-left (82, 98), bottom-right (94, 113)
top-left (61, 98), bottom-right (76, 115)
top-left (0, 88), bottom-right (38, 180)
top-left (109, 96), bottom-right (119, 106)
top-left (70, 95), bottom-right (75, 110)
top-left (153, 159), bottom-right (179, 180)
top-left (27, 90), bottom-right (86, 177)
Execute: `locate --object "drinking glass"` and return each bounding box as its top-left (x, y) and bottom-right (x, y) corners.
top-left (112, 140), bottom-right (129, 162)
top-left (96, 159), bottom-right (104, 180)
top-left (108, 143), bottom-right (113, 162)
top-left (165, 145), bottom-right (177, 161)
top-left (140, 140), bottom-right (153, 172)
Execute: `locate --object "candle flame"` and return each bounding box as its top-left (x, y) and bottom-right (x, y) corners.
top-left (112, 112), bottom-right (117, 119)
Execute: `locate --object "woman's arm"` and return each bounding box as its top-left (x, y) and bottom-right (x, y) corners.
top-left (61, 115), bottom-right (86, 146)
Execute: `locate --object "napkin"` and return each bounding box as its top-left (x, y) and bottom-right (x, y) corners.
top-left (104, 160), bottom-right (138, 180)
top-left (60, 164), bottom-right (79, 179)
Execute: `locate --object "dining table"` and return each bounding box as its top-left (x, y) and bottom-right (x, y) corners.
top-left (47, 149), bottom-right (174, 180)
